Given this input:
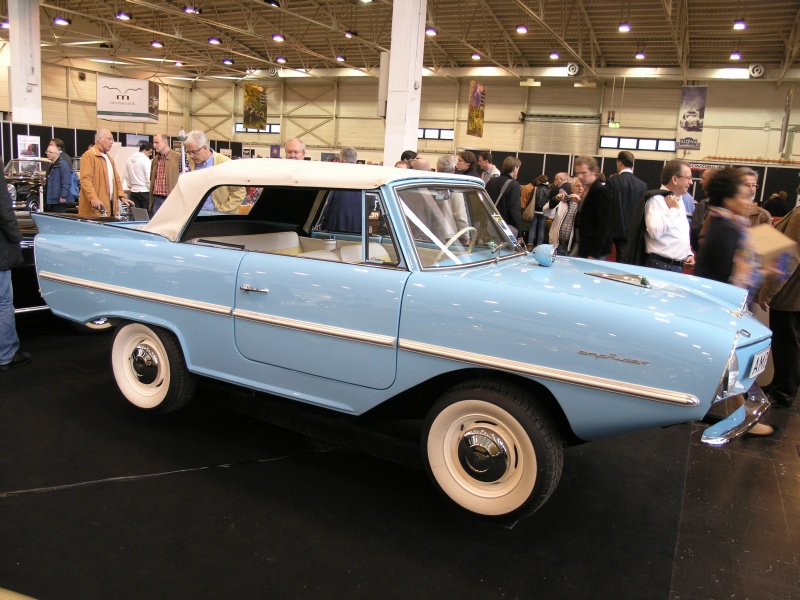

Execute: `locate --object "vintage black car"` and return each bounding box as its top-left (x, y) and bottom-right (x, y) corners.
top-left (5, 158), bottom-right (50, 213)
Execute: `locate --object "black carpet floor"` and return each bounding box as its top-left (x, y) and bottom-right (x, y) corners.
top-left (1, 312), bottom-right (796, 599)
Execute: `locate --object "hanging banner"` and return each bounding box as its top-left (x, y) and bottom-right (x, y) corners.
top-left (467, 80), bottom-right (486, 138)
top-left (97, 76), bottom-right (159, 122)
top-left (676, 85), bottom-right (707, 151)
top-left (244, 83), bottom-right (268, 130)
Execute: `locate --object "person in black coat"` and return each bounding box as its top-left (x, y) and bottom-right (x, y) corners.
top-left (573, 155), bottom-right (614, 259)
top-left (455, 151), bottom-right (481, 179)
top-left (0, 169), bottom-right (32, 370)
top-left (485, 156), bottom-right (523, 238)
top-left (605, 150), bottom-right (647, 261)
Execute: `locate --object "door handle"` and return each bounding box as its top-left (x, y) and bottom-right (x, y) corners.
top-left (240, 284), bottom-right (269, 293)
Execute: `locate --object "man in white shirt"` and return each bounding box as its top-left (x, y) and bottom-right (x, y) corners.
top-left (124, 141), bottom-right (153, 211)
top-left (643, 159), bottom-right (696, 272)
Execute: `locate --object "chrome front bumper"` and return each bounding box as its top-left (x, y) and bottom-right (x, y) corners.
top-left (701, 385), bottom-right (771, 446)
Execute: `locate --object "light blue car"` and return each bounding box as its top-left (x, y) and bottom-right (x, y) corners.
top-left (32, 159), bottom-right (771, 520)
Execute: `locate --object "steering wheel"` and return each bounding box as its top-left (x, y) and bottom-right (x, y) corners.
top-left (432, 226), bottom-right (478, 263)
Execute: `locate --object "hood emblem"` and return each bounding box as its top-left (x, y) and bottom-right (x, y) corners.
top-left (579, 350), bottom-right (650, 365)
top-left (586, 271), bottom-right (651, 288)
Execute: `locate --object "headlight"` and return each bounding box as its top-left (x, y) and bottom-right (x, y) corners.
top-left (714, 341), bottom-right (746, 401)
top-left (7, 183), bottom-right (17, 202)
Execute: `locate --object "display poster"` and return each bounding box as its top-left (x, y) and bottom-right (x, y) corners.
top-left (270, 145), bottom-right (281, 158)
top-left (18, 135), bottom-right (41, 158)
top-left (97, 75), bottom-right (159, 122)
top-left (244, 83), bottom-right (268, 130)
top-left (676, 85), bottom-right (707, 151)
top-left (467, 80), bottom-right (486, 138)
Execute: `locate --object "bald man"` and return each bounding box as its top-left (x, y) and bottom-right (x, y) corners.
top-left (78, 129), bottom-right (132, 217)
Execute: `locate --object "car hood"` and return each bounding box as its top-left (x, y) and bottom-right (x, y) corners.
top-left (462, 254), bottom-right (768, 340)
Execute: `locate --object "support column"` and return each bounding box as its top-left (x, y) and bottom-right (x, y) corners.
top-left (382, 0), bottom-right (426, 166)
top-left (9, 0), bottom-right (42, 125)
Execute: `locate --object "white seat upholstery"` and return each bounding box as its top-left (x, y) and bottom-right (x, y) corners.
top-left (337, 242), bottom-right (391, 263)
top-left (297, 250), bottom-right (341, 262)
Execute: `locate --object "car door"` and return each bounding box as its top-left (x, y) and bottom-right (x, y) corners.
top-left (232, 196), bottom-right (408, 390)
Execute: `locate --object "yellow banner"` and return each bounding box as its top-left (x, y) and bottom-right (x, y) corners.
top-left (244, 83), bottom-right (268, 130)
top-left (467, 81), bottom-right (485, 138)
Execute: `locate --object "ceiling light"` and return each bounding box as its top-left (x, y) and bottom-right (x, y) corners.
top-left (360, 0), bottom-right (373, 3)
top-left (425, 27), bottom-right (437, 36)
top-left (344, 30), bottom-right (358, 38)
top-left (516, 24), bottom-right (528, 34)
top-left (174, 61), bottom-right (184, 66)
top-left (222, 58), bottom-right (234, 65)
top-left (183, 6), bottom-right (202, 14)
top-left (471, 53), bottom-right (481, 60)
top-left (115, 11), bottom-right (132, 20)
top-left (336, 55), bottom-right (346, 62)
top-left (151, 40), bottom-right (164, 49)
top-left (635, 49), bottom-right (646, 60)
top-left (1, 20), bottom-right (9, 29)
top-left (208, 37), bottom-right (221, 44)
top-left (264, 0), bottom-right (280, 6)
top-left (550, 50), bottom-right (560, 59)
top-left (619, 22), bottom-right (631, 33)
top-left (53, 16), bottom-right (72, 26)
top-left (272, 32), bottom-right (285, 42)
top-left (276, 56), bottom-right (287, 64)
top-left (730, 50), bottom-right (742, 60)
top-left (733, 19), bottom-right (746, 30)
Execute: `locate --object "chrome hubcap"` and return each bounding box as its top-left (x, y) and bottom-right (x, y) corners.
top-left (130, 343), bottom-right (160, 385)
top-left (457, 427), bottom-right (509, 483)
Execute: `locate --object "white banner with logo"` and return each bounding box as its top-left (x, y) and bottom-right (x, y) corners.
top-left (97, 76), bottom-right (159, 122)
top-left (677, 85), bottom-right (707, 151)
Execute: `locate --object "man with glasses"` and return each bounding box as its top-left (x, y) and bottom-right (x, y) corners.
top-left (636, 159), bottom-right (695, 272)
top-left (78, 129), bottom-right (133, 217)
top-left (739, 167), bottom-right (771, 227)
top-left (184, 130), bottom-right (245, 213)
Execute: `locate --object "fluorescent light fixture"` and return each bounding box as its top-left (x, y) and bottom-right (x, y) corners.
top-left (471, 52), bottom-right (481, 60)
top-left (619, 22), bottom-right (631, 33)
top-left (151, 40), bottom-right (164, 48)
top-left (336, 55), bottom-right (346, 62)
top-left (272, 32), bottom-right (285, 42)
top-left (344, 30), bottom-right (358, 38)
top-left (733, 19), bottom-right (746, 30)
top-left (425, 27), bottom-right (437, 36)
top-left (115, 11), bottom-right (132, 20)
top-left (636, 50), bottom-right (646, 59)
top-left (550, 50), bottom-right (560, 59)
top-left (208, 37), bottom-right (221, 44)
top-left (183, 6), bottom-right (202, 14)
top-left (516, 24), bottom-right (528, 34)
top-left (222, 58), bottom-right (234, 65)
top-left (53, 16), bottom-right (72, 26)
top-left (264, 0), bottom-right (280, 6)
top-left (174, 61), bottom-right (184, 66)
top-left (730, 50), bottom-right (741, 60)
top-left (1, 20), bottom-right (9, 29)
top-left (276, 56), bottom-right (287, 64)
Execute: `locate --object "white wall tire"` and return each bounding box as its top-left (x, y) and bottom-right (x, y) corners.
top-left (423, 380), bottom-right (563, 519)
top-left (111, 322), bottom-right (196, 414)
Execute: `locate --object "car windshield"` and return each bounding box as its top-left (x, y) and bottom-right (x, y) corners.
top-left (396, 184), bottom-right (522, 268)
top-left (5, 159), bottom-right (48, 177)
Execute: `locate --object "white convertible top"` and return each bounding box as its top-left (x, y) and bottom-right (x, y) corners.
top-left (143, 158), bottom-right (477, 241)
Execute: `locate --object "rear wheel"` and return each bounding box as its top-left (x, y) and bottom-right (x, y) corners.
top-left (422, 380), bottom-right (563, 520)
top-left (111, 322), bottom-right (196, 414)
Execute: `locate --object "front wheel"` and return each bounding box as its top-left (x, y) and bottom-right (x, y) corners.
top-left (423, 380), bottom-right (563, 520)
top-left (111, 322), bottom-right (196, 414)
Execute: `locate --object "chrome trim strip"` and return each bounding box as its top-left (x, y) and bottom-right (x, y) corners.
top-left (39, 271), bottom-right (231, 316)
top-left (233, 309), bottom-right (397, 348)
top-left (13, 305), bottom-right (50, 314)
top-left (399, 339), bottom-right (700, 407)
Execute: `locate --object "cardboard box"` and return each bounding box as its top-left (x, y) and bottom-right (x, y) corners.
top-left (749, 223), bottom-right (797, 264)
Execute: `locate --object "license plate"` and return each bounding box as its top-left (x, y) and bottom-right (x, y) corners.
top-left (748, 348), bottom-right (770, 379)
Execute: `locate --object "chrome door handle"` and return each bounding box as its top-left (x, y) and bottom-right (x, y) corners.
top-left (240, 284), bottom-right (269, 293)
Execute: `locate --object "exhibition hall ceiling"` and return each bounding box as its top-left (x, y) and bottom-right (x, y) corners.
top-left (3, 1), bottom-right (800, 83)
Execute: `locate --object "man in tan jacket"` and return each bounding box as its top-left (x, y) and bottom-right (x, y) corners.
top-left (149, 133), bottom-right (182, 214)
top-left (78, 129), bottom-right (133, 217)
top-left (184, 130), bottom-right (245, 213)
